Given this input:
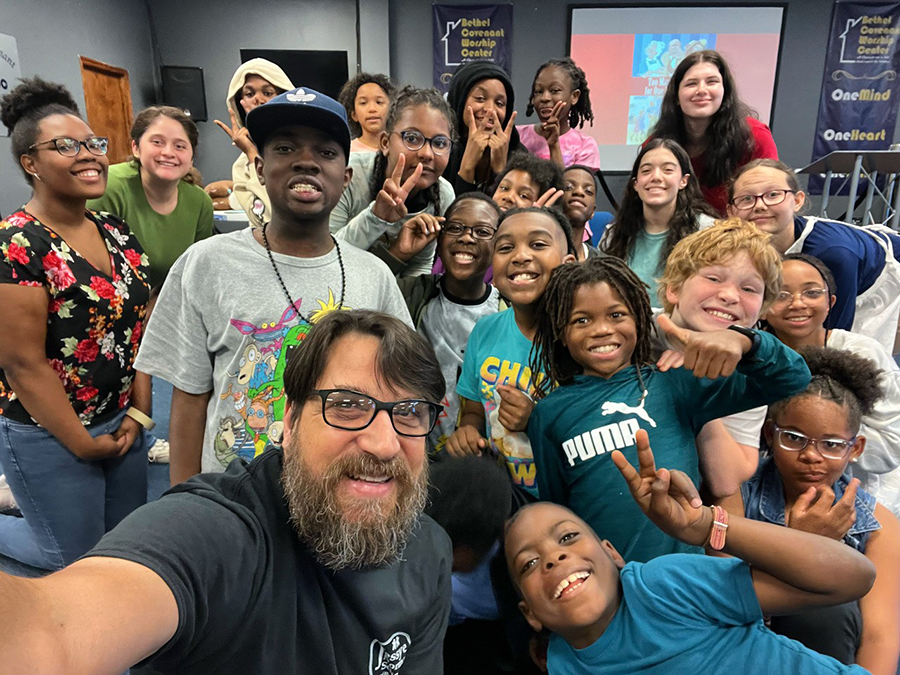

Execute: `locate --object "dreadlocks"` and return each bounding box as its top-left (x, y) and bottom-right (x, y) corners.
top-left (530, 257), bottom-right (654, 399)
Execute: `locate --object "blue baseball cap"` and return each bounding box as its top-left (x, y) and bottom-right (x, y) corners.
top-left (246, 87), bottom-right (352, 162)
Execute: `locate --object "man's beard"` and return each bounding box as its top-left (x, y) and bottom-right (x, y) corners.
top-left (280, 441), bottom-right (429, 571)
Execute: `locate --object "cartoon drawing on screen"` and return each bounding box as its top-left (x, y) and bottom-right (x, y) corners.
top-left (632, 33), bottom-right (716, 79)
top-left (627, 96), bottom-right (662, 145)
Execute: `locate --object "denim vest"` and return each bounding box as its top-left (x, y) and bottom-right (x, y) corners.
top-left (742, 457), bottom-right (880, 553)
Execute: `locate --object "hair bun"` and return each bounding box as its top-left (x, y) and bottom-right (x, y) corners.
top-left (799, 346), bottom-right (884, 415)
top-left (0, 77), bottom-right (79, 134)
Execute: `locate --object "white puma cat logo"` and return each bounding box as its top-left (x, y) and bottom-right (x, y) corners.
top-left (600, 390), bottom-right (657, 427)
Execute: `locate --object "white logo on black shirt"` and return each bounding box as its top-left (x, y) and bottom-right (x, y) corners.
top-left (369, 632), bottom-right (411, 674)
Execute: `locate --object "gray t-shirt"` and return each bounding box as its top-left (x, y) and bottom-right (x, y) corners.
top-left (418, 283), bottom-right (500, 453)
top-left (135, 228), bottom-right (412, 473)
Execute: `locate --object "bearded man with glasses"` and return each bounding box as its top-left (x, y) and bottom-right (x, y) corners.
top-left (0, 310), bottom-right (453, 675)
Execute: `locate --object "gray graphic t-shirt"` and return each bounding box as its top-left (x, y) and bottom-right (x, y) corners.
top-left (135, 228), bottom-right (411, 472)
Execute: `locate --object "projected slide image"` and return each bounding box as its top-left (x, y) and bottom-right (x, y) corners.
top-left (570, 6), bottom-right (784, 171)
top-left (633, 34), bottom-right (716, 78)
top-left (627, 96), bottom-right (662, 145)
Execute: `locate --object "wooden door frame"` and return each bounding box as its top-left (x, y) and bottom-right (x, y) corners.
top-left (79, 56), bottom-right (133, 162)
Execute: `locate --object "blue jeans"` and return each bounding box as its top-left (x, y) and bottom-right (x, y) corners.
top-left (0, 409), bottom-right (147, 570)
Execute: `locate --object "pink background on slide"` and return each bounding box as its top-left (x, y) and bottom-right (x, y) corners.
top-left (571, 33), bottom-right (780, 147)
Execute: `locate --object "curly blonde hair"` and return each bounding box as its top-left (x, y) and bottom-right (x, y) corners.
top-left (657, 217), bottom-right (782, 315)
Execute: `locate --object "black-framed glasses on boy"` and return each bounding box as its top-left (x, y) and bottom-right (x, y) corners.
top-left (772, 288), bottom-right (828, 306)
top-left (394, 130), bottom-right (453, 155)
top-left (730, 189), bottom-right (796, 210)
top-left (772, 425), bottom-right (857, 460)
top-left (28, 136), bottom-right (109, 157)
top-left (312, 389), bottom-right (443, 437)
top-left (442, 222), bottom-right (497, 240)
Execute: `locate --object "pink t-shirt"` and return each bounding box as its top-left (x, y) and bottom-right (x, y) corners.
top-left (518, 124), bottom-right (601, 170)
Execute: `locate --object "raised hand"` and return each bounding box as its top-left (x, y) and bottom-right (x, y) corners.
top-left (786, 480), bottom-right (859, 541)
top-left (488, 110), bottom-right (518, 175)
top-left (496, 383), bottom-right (534, 432)
top-left (372, 154), bottom-right (425, 223)
top-left (611, 429), bottom-right (710, 546)
top-left (214, 107), bottom-right (257, 159)
top-left (533, 187), bottom-right (564, 208)
top-left (389, 213), bottom-right (444, 262)
top-left (656, 313), bottom-right (751, 379)
top-left (537, 101), bottom-right (566, 146)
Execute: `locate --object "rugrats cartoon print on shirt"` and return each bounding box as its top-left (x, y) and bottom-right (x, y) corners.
top-left (212, 290), bottom-right (349, 469)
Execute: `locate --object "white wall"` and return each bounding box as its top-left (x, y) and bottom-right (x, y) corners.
top-left (0, 0), bottom-right (157, 214)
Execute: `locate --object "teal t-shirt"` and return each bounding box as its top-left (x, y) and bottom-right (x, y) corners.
top-left (457, 308), bottom-right (543, 494)
top-left (627, 229), bottom-right (667, 309)
top-left (548, 555), bottom-right (868, 674)
top-left (88, 162), bottom-right (214, 289)
top-left (528, 331), bottom-right (810, 562)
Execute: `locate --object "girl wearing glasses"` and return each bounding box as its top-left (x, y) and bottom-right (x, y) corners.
top-left (0, 78), bottom-right (150, 570)
top-left (728, 159), bottom-right (900, 352)
top-left (648, 50), bottom-right (778, 215)
top-left (88, 106), bottom-right (214, 291)
top-left (332, 86), bottom-right (456, 277)
top-left (765, 253), bottom-right (900, 518)
top-left (737, 347), bottom-right (900, 674)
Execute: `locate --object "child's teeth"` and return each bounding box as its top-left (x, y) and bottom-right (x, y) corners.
top-left (589, 345), bottom-right (617, 353)
top-left (553, 571), bottom-right (591, 599)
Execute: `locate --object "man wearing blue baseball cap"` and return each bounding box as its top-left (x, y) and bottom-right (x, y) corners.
top-left (134, 87), bottom-right (413, 486)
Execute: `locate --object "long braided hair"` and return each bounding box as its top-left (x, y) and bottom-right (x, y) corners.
top-left (369, 86), bottom-right (457, 215)
top-left (530, 257), bottom-right (654, 399)
top-left (525, 58), bottom-right (595, 130)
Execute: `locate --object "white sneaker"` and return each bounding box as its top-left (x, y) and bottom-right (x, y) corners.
top-left (0, 474), bottom-right (18, 512)
top-left (148, 439), bottom-right (170, 464)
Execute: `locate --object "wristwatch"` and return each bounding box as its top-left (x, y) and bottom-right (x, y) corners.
top-left (727, 325), bottom-right (761, 358)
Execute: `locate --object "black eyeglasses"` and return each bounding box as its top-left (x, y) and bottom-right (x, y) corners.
top-left (394, 130), bottom-right (453, 155)
top-left (29, 136), bottom-right (109, 157)
top-left (730, 189), bottom-right (796, 210)
top-left (772, 425), bottom-right (857, 461)
top-left (442, 222), bottom-right (497, 240)
top-left (312, 389), bottom-right (442, 437)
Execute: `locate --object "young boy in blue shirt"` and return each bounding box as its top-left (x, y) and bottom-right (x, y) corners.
top-left (505, 430), bottom-right (875, 674)
top-left (447, 206), bottom-right (576, 494)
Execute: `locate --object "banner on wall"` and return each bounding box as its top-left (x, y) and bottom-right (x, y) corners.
top-left (809, 0), bottom-right (900, 194)
top-left (0, 34), bottom-right (20, 138)
top-left (433, 3), bottom-right (513, 94)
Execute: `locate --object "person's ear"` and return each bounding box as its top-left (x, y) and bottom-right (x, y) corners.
top-left (829, 294), bottom-right (836, 309)
top-left (793, 190), bottom-right (806, 213)
top-left (726, 202), bottom-right (736, 217)
top-left (281, 402), bottom-right (294, 446)
top-left (570, 88), bottom-right (581, 107)
top-left (379, 130), bottom-right (390, 156)
top-left (601, 539), bottom-right (626, 569)
top-left (19, 153), bottom-right (37, 179)
top-left (518, 600), bottom-right (544, 633)
top-left (344, 165), bottom-right (353, 190)
top-left (131, 139), bottom-right (140, 159)
top-left (563, 252), bottom-right (577, 264)
top-left (678, 173), bottom-right (689, 190)
top-left (255, 153), bottom-right (266, 185)
top-left (664, 283), bottom-right (681, 309)
top-left (849, 435), bottom-right (866, 464)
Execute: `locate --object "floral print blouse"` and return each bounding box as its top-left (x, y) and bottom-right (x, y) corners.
top-left (0, 210), bottom-right (150, 425)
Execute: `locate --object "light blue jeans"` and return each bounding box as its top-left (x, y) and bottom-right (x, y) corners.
top-left (0, 408), bottom-right (147, 571)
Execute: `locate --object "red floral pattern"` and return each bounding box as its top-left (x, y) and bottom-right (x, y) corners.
top-left (0, 210), bottom-right (150, 425)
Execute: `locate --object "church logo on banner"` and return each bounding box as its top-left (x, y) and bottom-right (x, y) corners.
top-left (433, 3), bottom-right (513, 94)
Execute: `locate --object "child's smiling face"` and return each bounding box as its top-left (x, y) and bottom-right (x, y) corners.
top-left (493, 211), bottom-right (573, 309)
top-left (564, 282), bottom-right (638, 379)
top-left (666, 251), bottom-right (765, 331)
top-left (493, 169), bottom-right (540, 213)
top-left (506, 503), bottom-right (623, 649)
top-left (437, 199), bottom-right (498, 283)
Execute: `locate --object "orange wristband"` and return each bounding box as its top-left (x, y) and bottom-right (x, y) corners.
top-left (705, 505), bottom-right (729, 550)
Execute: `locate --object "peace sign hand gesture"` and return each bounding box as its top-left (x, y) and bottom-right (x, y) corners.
top-left (656, 314), bottom-right (751, 379)
top-left (214, 108), bottom-right (257, 160)
top-left (488, 110), bottom-right (517, 174)
top-left (372, 154), bottom-right (425, 223)
top-left (537, 101), bottom-right (566, 147)
top-left (611, 429), bottom-right (710, 546)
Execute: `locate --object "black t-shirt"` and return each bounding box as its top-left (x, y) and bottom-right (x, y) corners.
top-left (88, 448), bottom-right (452, 674)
